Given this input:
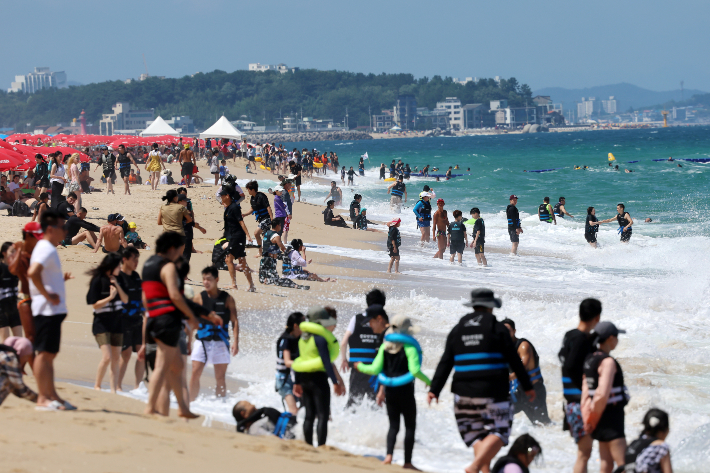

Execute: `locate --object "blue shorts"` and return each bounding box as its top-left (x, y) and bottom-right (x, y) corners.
top-left (417, 221), bottom-right (431, 228)
top-left (564, 402), bottom-right (587, 442)
top-left (275, 371), bottom-right (294, 399)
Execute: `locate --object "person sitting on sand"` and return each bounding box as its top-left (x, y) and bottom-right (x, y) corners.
top-left (125, 222), bottom-right (147, 249)
top-left (258, 220), bottom-right (308, 290)
top-left (0, 336), bottom-right (37, 406)
top-left (323, 200), bottom-right (350, 228)
top-left (282, 239), bottom-right (335, 282)
top-left (93, 214), bottom-right (128, 254)
top-left (233, 400), bottom-right (296, 439)
top-left (353, 208), bottom-right (378, 232)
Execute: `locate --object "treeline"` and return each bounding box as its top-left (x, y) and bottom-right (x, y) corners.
top-left (0, 69), bottom-right (533, 131)
top-left (636, 92), bottom-right (710, 113)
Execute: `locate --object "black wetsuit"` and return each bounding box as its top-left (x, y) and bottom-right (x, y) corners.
top-left (617, 212), bottom-right (632, 242)
top-left (349, 200), bottom-right (361, 221)
top-left (301, 335), bottom-right (338, 447)
top-left (585, 214), bottom-right (599, 243)
top-left (559, 329), bottom-right (596, 432)
top-left (381, 348), bottom-right (417, 464)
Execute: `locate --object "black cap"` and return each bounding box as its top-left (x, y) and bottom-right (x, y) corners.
top-left (177, 194), bottom-right (188, 202)
top-left (360, 304), bottom-right (389, 326)
top-left (218, 186), bottom-right (232, 196)
top-left (593, 321), bottom-right (626, 342)
top-left (463, 288), bottom-right (502, 308)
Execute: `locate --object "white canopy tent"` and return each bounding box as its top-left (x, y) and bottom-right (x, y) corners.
top-left (199, 116), bottom-right (244, 140)
top-left (140, 116), bottom-right (179, 137)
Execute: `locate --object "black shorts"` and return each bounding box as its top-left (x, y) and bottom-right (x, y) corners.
top-left (103, 169), bottom-right (116, 180)
top-left (0, 297), bottom-right (21, 328)
top-left (37, 178), bottom-right (50, 189)
top-left (388, 247), bottom-right (400, 257)
top-left (146, 313), bottom-right (182, 347)
top-left (227, 234), bottom-right (247, 259)
top-left (119, 166), bottom-right (131, 179)
top-left (508, 229), bottom-right (520, 243)
top-left (585, 233), bottom-right (597, 243)
top-left (592, 404), bottom-right (625, 442)
top-left (295, 176), bottom-right (302, 187)
top-left (122, 318), bottom-right (143, 352)
top-left (620, 230), bottom-right (632, 242)
top-left (450, 241), bottom-right (465, 255)
top-left (92, 313), bottom-right (123, 336)
top-left (181, 162), bottom-right (193, 177)
top-left (474, 242), bottom-right (485, 254)
top-left (33, 313), bottom-right (67, 354)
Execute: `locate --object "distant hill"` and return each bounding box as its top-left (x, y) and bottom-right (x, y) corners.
top-left (533, 82), bottom-right (706, 111)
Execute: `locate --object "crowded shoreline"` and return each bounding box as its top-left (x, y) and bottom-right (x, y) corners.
top-left (0, 137), bottom-right (696, 473)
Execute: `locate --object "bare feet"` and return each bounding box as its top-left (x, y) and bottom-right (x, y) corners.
top-left (94, 385), bottom-right (101, 391)
top-left (247, 286), bottom-right (257, 293)
top-left (178, 410), bottom-right (200, 420)
top-left (224, 284), bottom-right (238, 290)
top-left (402, 464), bottom-right (420, 471)
top-left (383, 455), bottom-right (393, 465)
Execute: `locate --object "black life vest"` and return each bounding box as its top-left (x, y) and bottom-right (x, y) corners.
top-left (196, 290), bottom-right (230, 343)
top-left (391, 182), bottom-right (405, 198)
top-left (117, 152), bottom-right (131, 169)
top-left (621, 435), bottom-right (657, 473)
top-left (539, 203), bottom-right (552, 222)
top-left (451, 312), bottom-right (509, 381)
top-left (262, 229), bottom-right (280, 255)
top-left (516, 338), bottom-right (543, 383)
top-left (617, 212), bottom-right (631, 232)
top-left (553, 202), bottom-right (564, 217)
top-left (418, 200), bottom-right (432, 220)
top-left (348, 313), bottom-right (380, 367)
top-left (491, 455), bottom-right (529, 473)
top-left (584, 351), bottom-right (629, 407)
top-left (276, 331), bottom-right (299, 374)
top-left (141, 255), bottom-right (176, 318)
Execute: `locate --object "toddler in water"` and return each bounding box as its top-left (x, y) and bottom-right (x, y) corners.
top-left (233, 400), bottom-right (296, 439)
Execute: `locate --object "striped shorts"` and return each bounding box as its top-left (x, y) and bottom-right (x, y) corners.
top-left (454, 395), bottom-right (513, 447)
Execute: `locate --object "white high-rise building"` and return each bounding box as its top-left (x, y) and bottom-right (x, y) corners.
top-left (8, 67), bottom-right (67, 94)
top-left (436, 97), bottom-right (463, 130)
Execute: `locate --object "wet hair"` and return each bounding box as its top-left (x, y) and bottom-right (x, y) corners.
top-left (39, 192), bottom-right (49, 201)
top-left (67, 192), bottom-right (77, 200)
top-left (155, 231), bottom-right (185, 254)
top-left (354, 194), bottom-right (362, 200)
top-left (290, 239), bottom-right (303, 251)
top-left (579, 298), bottom-right (602, 322)
top-left (245, 180), bottom-right (258, 191)
top-left (543, 196), bottom-right (550, 203)
top-left (366, 288), bottom-right (386, 307)
top-left (423, 185), bottom-right (431, 192)
top-left (162, 189), bottom-right (178, 202)
top-left (121, 246), bottom-right (140, 259)
top-left (507, 433), bottom-right (542, 459)
top-left (232, 401), bottom-right (250, 422)
top-left (470, 207), bottom-right (480, 215)
top-left (587, 207), bottom-right (594, 215)
top-left (40, 209), bottom-right (62, 232)
top-left (202, 266), bottom-right (219, 279)
top-left (453, 210), bottom-right (462, 219)
top-left (35, 153), bottom-right (44, 160)
top-left (324, 306), bottom-right (337, 320)
top-left (87, 252), bottom-right (122, 278)
top-left (501, 318), bottom-right (515, 330)
top-left (1, 241), bottom-right (13, 259)
top-left (271, 219), bottom-right (282, 229)
top-left (152, 143), bottom-right (158, 149)
top-left (617, 203), bottom-right (625, 210)
top-left (559, 197), bottom-right (565, 202)
top-left (641, 408), bottom-right (670, 437)
top-left (327, 200), bottom-right (335, 207)
top-left (286, 312), bottom-right (306, 333)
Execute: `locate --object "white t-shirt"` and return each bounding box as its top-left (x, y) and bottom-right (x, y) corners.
top-left (8, 182), bottom-right (19, 192)
top-left (29, 239), bottom-right (67, 316)
top-left (347, 315), bottom-right (358, 333)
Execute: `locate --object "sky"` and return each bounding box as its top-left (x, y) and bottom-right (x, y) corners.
top-left (3, 0), bottom-right (709, 93)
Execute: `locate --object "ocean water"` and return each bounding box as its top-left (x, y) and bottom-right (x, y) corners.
top-left (133, 128), bottom-right (710, 472)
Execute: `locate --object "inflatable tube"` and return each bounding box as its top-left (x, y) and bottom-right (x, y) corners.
top-left (376, 334), bottom-right (422, 387)
top-left (411, 173), bottom-right (467, 178)
top-left (313, 162), bottom-right (323, 168)
top-left (291, 322), bottom-right (339, 373)
top-left (626, 160), bottom-right (639, 163)
top-left (526, 168), bottom-right (564, 173)
top-left (254, 156), bottom-right (262, 162)
top-left (464, 218), bottom-right (478, 225)
top-left (652, 159), bottom-right (667, 162)
top-left (384, 177), bottom-right (396, 182)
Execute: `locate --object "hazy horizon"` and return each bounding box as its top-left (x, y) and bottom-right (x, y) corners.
top-left (3, 0), bottom-right (709, 93)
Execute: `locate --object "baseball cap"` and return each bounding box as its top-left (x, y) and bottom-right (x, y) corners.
top-left (273, 186), bottom-right (284, 193)
top-left (360, 208), bottom-right (367, 213)
top-left (23, 221), bottom-right (44, 239)
top-left (115, 213), bottom-right (124, 221)
top-left (360, 304), bottom-right (389, 326)
top-left (420, 192), bottom-right (433, 198)
top-left (128, 221), bottom-right (137, 229)
top-left (593, 321), bottom-right (626, 342)
top-left (437, 198), bottom-right (445, 205)
top-left (509, 194), bottom-right (519, 200)
top-left (177, 194), bottom-right (188, 202)
top-left (107, 213), bottom-right (120, 221)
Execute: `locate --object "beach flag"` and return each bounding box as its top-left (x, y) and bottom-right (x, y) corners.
top-left (361, 152), bottom-right (368, 160)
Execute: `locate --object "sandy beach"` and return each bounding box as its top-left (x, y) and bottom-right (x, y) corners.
top-left (1, 159), bottom-right (400, 473)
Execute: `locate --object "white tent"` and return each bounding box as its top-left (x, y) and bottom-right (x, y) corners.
top-left (140, 116), bottom-right (179, 137)
top-left (199, 116), bottom-right (244, 140)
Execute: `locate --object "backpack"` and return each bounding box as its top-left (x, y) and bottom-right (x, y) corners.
top-left (12, 200), bottom-right (31, 217)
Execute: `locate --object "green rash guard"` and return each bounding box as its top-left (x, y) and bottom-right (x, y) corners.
top-left (356, 344), bottom-right (431, 386)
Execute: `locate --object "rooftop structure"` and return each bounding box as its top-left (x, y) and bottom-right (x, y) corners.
top-left (248, 63), bottom-right (299, 73)
top-left (99, 102), bottom-right (155, 136)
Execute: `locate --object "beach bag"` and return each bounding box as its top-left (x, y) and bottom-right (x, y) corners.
top-left (61, 185), bottom-right (70, 196)
top-left (12, 200), bottom-right (31, 217)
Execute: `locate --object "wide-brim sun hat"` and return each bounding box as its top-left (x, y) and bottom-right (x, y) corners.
top-left (463, 288), bottom-right (502, 308)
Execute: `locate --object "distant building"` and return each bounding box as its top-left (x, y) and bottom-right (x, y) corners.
top-left (394, 94), bottom-right (417, 130)
top-left (248, 63), bottom-right (299, 73)
top-left (139, 74), bottom-right (166, 81)
top-left (462, 104), bottom-right (495, 129)
top-left (601, 96), bottom-right (617, 114)
top-left (672, 107), bottom-right (687, 121)
top-left (454, 77), bottom-right (477, 85)
top-left (436, 97), bottom-right (463, 130)
top-left (416, 108), bottom-right (450, 129)
top-left (99, 102), bottom-right (155, 136)
top-left (577, 97), bottom-right (602, 119)
top-left (163, 116), bottom-right (194, 134)
top-left (503, 107), bottom-right (537, 128)
top-left (231, 120), bottom-right (257, 131)
top-left (282, 116), bottom-right (298, 132)
top-left (8, 67), bottom-right (67, 94)
top-left (372, 111), bottom-right (395, 132)
top-left (533, 95), bottom-right (563, 122)
top-left (490, 100), bottom-right (508, 110)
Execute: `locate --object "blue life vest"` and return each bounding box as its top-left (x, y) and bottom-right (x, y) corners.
top-left (195, 291), bottom-right (230, 346)
top-left (377, 333), bottom-right (422, 387)
top-left (272, 412), bottom-right (293, 438)
top-left (282, 249), bottom-right (304, 276)
top-left (390, 182), bottom-right (405, 198)
top-left (539, 203), bottom-right (552, 222)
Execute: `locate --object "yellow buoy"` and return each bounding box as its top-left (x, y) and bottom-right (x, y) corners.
top-left (313, 162), bottom-right (323, 168)
top-left (255, 156), bottom-right (262, 162)
top-left (608, 153), bottom-right (616, 161)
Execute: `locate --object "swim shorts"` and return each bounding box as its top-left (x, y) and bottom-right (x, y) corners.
top-left (508, 229), bottom-right (520, 243)
top-left (275, 371), bottom-right (295, 398)
top-left (454, 395), bottom-right (513, 446)
top-left (564, 402), bottom-right (587, 442)
top-left (450, 241), bottom-right (465, 255)
top-left (592, 403), bottom-right (625, 442)
top-left (33, 313), bottom-right (66, 354)
top-left (620, 229), bottom-right (632, 242)
top-left (0, 297), bottom-right (21, 328)
top-left (191, 339), bottom-right (230, 365)
top-left (227, 234), bottom-right (247, 259)
top-left (388, 247), bottom-right (400, 258)
top-left (122, 318), bottom-right (143, 352)
top-left (257, 217), bottom-right (272, 233)
top-left (181, 161), bottom-right (193, 177)
top-left (474, 243), bottom-right (485, 254)
top-left (120, 167), bottom-right (131, 179)
top-left (585, 233), bottom-right (597, 243)
top-left (417, 221), bottom-right (431, 229)
top-left (146, 313), bottom-right (182, 348)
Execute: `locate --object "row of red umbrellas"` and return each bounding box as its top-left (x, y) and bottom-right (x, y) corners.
top-left (5, 133), bottom-right (222, 148)
top-left (0, 140), bottom-right (89, 171)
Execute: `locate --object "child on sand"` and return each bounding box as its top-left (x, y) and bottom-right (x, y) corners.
top-left (233, 400), bottom-right (296, 439)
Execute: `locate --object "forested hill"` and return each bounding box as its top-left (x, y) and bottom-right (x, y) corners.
top-left (0, 69), bottom-right (533, 131)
